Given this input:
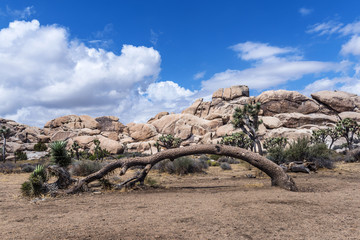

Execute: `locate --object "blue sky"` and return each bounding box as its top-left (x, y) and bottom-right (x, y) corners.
top-left (0, 0), bottom-right (360, 127)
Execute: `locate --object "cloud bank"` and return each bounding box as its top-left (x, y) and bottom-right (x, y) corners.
top-left (200, 42), bottom-right (342, 95)
top-left (0, 19), bottom-right (196, 126)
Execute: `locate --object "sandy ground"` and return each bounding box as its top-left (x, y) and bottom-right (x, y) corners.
top-left (0, 163), bottom-right (360, 240)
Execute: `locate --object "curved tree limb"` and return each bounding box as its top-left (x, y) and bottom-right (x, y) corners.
top-left (67, 144), bottom-right (297, 194)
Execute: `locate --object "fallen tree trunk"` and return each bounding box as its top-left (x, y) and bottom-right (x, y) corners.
top-left (67, 144), bottom-right (298, 194)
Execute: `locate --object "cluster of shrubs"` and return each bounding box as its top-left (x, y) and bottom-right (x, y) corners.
top-left (264, 137), bottom-right (338, 169)
top-left (153, 157), bottom-right (208, 175)
top-left (70, 160), bottom-right (104, 176)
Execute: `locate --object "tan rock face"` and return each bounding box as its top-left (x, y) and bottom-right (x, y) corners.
top-left (147, 112), bottom-right (169, 124)
top-left (51, 131), bottom-right (77, 142)
top-left (311, 90), bottom-right (360, 113)
top-left (266, 127), bottom-right (312, 141)
top-left (181, 98), bottom-right (203, 115)
top-left (256, 90), bottom-right (321, 116)
top-left (97, 135), bottom-right (124, 154)
top-left (45, 115), bottom-right (100, 130)
top-left (338, 112), bottom-right (360, 121)
top-left (274, 113), bottom-right (338, 128)
top-left (127, 123), bottom-right (157, 141)
top-left (95, 116), bottom-right (125, 132)
top-left (261, 116), bottom-right (282, 129)
top-left (150, 114), bottom-right (212, 138)
top-left (212, 85), bottom-right (249, 100)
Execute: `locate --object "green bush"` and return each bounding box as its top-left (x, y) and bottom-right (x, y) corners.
top-left (308, 143), bottom-right (335, 169)
top-left (70, 160), bottom-right (103, 176)
top-left (265, 137), bottom-right (336, 169)
top-left (34, 142), bottom-right (48, 151)
top-left (50, 141), bottom-right (71, 167)
top-left (285, 137), bottom-right (310, 162)
top-left (15, 150), bottom-right (28, 161)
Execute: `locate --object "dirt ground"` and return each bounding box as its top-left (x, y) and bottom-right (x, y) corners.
top-left (1, 162), bottom-right (360, 240)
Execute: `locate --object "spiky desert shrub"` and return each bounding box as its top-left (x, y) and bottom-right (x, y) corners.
top-left (50, 141), bottom-right (71, 167)
top-left (21, 165), bottom-right (47, 197)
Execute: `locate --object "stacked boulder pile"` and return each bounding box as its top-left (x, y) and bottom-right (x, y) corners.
top-left (1, 85), bottom-right (360, 160)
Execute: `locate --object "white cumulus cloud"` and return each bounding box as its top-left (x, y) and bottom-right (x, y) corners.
top-left (0, 19), bottom-right (188, 126)
top-left (200, 41), bottom-right (342, 94)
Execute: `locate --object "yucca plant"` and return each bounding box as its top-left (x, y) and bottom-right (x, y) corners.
top-left (30, 165), bottom-right (47, 182)
top-left (50, 141), bottom-right (71, 167)
top-left (21, 165), bottom-right (47, 197)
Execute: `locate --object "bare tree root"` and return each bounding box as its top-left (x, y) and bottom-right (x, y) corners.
top-left (67, 144), bottom-right (298, 194)
top-left (44, 166), bottom-right (77, 196)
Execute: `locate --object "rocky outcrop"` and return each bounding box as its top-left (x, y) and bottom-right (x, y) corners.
top-left (274, 113), bottom-right (338, 128)
top-left (311, 90), bottom-right (360, 113)
top-left (44, 115), bottom-right (100, 132)
top-left (212, 85), bottom-right (250, 100)
top-left (127, 123), bottom-right (157, 141)
top-left (255, 90), bottom-right (322, 116)
top-left (1, 85), bottom-right (360, 158)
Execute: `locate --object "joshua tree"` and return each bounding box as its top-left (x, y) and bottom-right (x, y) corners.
top-left (0, 126), bottom-right (11, 162)
top-left (220, 132), bottom-right (252, 150)
top-left (155, 134), bottom-right (182, 151)
top-left (71, 141), bottom-right (81, 160)
top-left (311, 128), bottom-right (340, 149)
top-left (336, 118), bottom-right (360, 150)
top-left (232, 103), bottom-right (263, 155)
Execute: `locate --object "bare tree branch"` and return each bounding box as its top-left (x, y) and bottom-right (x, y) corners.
top-left (67, 144), bottom-right (297, 194)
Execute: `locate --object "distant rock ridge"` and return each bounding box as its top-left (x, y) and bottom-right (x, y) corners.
top-left (1, 85), bottom-right (360, 160)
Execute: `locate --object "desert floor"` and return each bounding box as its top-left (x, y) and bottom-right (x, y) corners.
top-left (1, 162), bottom-right (359, 240)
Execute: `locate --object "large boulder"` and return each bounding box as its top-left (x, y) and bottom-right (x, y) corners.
top-left (70, 135), bottom-right (123, 154)
top-left (261, 116), bottom-right (282, 129)
top-left (182, 98), bottom-right (203, 115)
top-left (212, 85), bottom-right (249, 100)
top-left (256, 90), bottom-right (322, 116)
top-left (147, 112), bottom-right (169, 124)
top-left (44, 115), bottom-right (100, 131)
top-left (311, 90), bottom-right (360, 113)
top-left (338, 112), bottom-right (360, 122)
top-left (266, 127), bottom-right (312, 141)
top-left (150, 114), bottom-right (213, 138)
top-left (274, 113), bottom-right (338, 128)
top-left (95, 116), bottom-right (125, 132)
top-left (127, 123), bottom-right (158, 141)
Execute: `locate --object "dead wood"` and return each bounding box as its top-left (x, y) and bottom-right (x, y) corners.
top-left (67, 144), bottom-right (298, 194)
